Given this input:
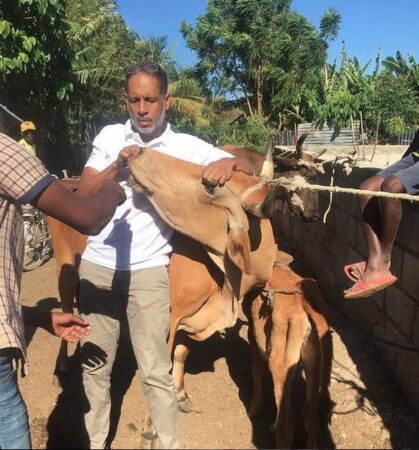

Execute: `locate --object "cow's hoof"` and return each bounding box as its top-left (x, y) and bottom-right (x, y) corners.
top-left (177, 393), bottom-right (193, 413)
top-left (140, 432), bottom-right (157, 449)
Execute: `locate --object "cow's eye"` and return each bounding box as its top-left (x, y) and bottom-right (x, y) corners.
top-left (202, 180), bottom-right (218, 195)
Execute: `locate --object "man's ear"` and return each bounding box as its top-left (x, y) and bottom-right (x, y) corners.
top-left (165, 93), bottom-right (171, 111)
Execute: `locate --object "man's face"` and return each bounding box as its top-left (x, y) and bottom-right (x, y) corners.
top-left (126, 72), bottom-right (170, 142)
top-left (23, 130), bottom-right (35, 144)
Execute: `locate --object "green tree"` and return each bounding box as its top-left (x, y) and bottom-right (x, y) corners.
top-left (373, 72), bottom-right (419, 138)
top-left (180, 0), bottom-right (340, 130)
top-left (383, 51), bottom-right (419, 100)
top-left (0, 0), bottom-right (73, 170)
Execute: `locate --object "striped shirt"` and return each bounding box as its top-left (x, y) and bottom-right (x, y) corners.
top-left (0, 132), bottom-right (55, 364)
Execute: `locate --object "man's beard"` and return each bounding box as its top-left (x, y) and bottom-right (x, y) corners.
top-left (130, 109), bottom-right (166, 137)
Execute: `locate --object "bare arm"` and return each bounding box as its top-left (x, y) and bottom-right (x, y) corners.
top-left (202, 157), bottom-right (255, 186)
top-left (78, 145), bottom-right (141, 195)
top-left (31, 180), bottom-right (126, 235)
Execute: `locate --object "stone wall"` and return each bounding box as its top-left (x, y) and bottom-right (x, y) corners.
top-left (272, 160), bottom-right (419, 416)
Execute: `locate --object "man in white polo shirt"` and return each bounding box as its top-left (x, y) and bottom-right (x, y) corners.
top-left (77, 63), bottom-right (253, 449)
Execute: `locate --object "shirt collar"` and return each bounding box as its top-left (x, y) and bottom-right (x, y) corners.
top-left (124, 119), bottom-right (171, 146)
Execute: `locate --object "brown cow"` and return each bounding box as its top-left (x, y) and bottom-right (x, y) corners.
top-left (47, 144), bottom-right (323, 446)
top-left (224, 133), bottom-right (326, 222)
top-left (243, 251), bottom-right (333, 449)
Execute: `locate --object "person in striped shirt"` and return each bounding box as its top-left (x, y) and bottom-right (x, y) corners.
top-left (0, 132), bottom-right (126, 450)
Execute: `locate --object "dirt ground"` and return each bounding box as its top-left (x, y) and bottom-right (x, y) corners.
top-left (20, 257), bottom-right (419, 449)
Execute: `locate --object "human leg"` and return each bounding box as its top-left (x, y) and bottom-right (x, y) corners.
top-left (345, 156), bottom-right (418, 297)
top-left (358, 174), bottom-right (386, 276)
top-left (360, 156), bottom-right (418, 282)
top-left (0, 351), bottom-right (31, 450)
top-left (379, 175), bottom-right (404, 265)
top-left (344, 175), bottom-right (393, 297)
top-left (79, 260), bottom-right (122, 449)
top-left (127, 266), bottom-right (179, 449)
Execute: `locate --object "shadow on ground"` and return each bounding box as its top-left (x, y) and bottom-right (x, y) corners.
top-left (45, 335), bottom-right (137, 449)
top-left (183, 318), bottom-right (329, 449)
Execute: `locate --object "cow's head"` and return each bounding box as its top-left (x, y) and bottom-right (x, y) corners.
top-left (128, 148), bottom-right (275, 275)
top-left (265, 133), bottom-right (325, 222)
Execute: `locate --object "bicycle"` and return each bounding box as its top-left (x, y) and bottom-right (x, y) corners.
top-left (23, 205), bottom-right (53, 271)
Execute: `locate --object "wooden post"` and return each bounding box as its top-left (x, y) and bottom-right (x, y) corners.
top-left (370, 111), bottom-right (381, 162)
top-left (350, 115), bottom-right (359, 159)
top-left (360, 111), bottom-right (365, 159)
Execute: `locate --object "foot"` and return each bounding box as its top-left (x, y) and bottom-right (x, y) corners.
top-left (344, 271), bottom-right (397, 299)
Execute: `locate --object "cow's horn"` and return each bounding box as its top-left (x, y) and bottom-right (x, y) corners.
top-left (311, 148), bottom-right (327, 160)
top-left (296, 131), bottom-right (309, 159)
top-left (259, 138), bottom-right (274, 180)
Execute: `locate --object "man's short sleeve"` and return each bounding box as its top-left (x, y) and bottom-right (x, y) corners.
top-left (84, 129), bottom-right (112, 172)
top-left (0, 133), bottom-right (55, 204)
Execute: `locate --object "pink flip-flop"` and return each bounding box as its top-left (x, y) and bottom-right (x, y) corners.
top-left (344, 261), bottom-right (366, 282)
top-left (344, 274), bottom-right (397, 300)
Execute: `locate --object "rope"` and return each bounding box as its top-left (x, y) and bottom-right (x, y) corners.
top-left (262, 288), bottom-right (303, 308)
top-left (269, 176), bottom-right (419, 203)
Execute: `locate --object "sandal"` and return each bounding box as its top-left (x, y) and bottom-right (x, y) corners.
top-left (344, 274), bottom-right (397, 299)
top-left (344, 261), bottom-right (366, 282)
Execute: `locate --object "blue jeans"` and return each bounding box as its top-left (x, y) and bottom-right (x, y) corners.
top-left (0, 351), bottom-right (31, 449)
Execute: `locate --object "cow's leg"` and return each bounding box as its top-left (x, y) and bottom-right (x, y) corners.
top-left (55, 263), bottom-right (79, 375)
top-left (140, 332), bottom-right (192, 448)
top-left (300, 323), bottom-right (321, 449)
top-left (316, 318), bottom-right (334, 426)
top-left (140, 414), bottom-right (158, 449)
top-left (140, 332), bottom-right (191, 448)
top-left (270, 311), bottom-right (310, 449)
top-left (247, 322), bottom-right (267, 418)
top-left (172, 331), bottom-right (193, 413)
top-left (302, 286), bottom-right (334, 427)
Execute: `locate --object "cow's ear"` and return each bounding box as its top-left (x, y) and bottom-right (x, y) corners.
top-left (275, 250), bottom-right (294, 267)
top-left (260, 182), bottom-right (289, 218)
top-left (227, 229), bottom-right (251, 274)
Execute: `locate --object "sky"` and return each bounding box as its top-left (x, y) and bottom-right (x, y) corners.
top-left (116, 0), bottom-right (419, 70)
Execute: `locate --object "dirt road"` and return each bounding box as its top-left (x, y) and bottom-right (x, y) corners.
top-left (20, 259), bottom-right (419, 449)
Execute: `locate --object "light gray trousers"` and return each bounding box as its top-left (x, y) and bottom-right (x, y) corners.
top-left (78, 260), bottom-right (179, 449)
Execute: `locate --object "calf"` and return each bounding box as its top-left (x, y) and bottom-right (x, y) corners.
top-left (243, 251), bottom-right (333, 448)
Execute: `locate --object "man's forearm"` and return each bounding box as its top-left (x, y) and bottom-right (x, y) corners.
top-left (77, 162), bottom-right (119, 196)
top-left (232, 157), bottom-right (255, 176)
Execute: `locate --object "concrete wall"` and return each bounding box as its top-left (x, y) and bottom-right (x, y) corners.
top-left (272, 161), bottom-right (419, 416)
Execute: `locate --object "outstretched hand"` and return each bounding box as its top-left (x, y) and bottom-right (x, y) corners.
top-left (51, 312), bottom-right (92, 343)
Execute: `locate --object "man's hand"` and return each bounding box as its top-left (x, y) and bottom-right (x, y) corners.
top-left (51, 312), bottom-right (92, 343)
top-left (116, 145), bottom-right (142, 169)
top-left (202, 158), bottom-right (236, 186)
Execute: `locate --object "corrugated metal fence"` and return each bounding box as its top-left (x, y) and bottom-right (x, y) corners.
top-left (276, 122), bottom-right (361, 146)
top-left (398, 129), bottom-right (416, 145)
top-left (299, 122), bottom-right (360, 146)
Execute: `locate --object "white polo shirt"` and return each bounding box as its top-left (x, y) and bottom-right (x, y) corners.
top-left (82, 120), bottom-right (233, 270)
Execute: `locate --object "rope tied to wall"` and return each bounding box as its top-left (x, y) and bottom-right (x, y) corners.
top-left (269, 176), bottom-right (419, 203)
